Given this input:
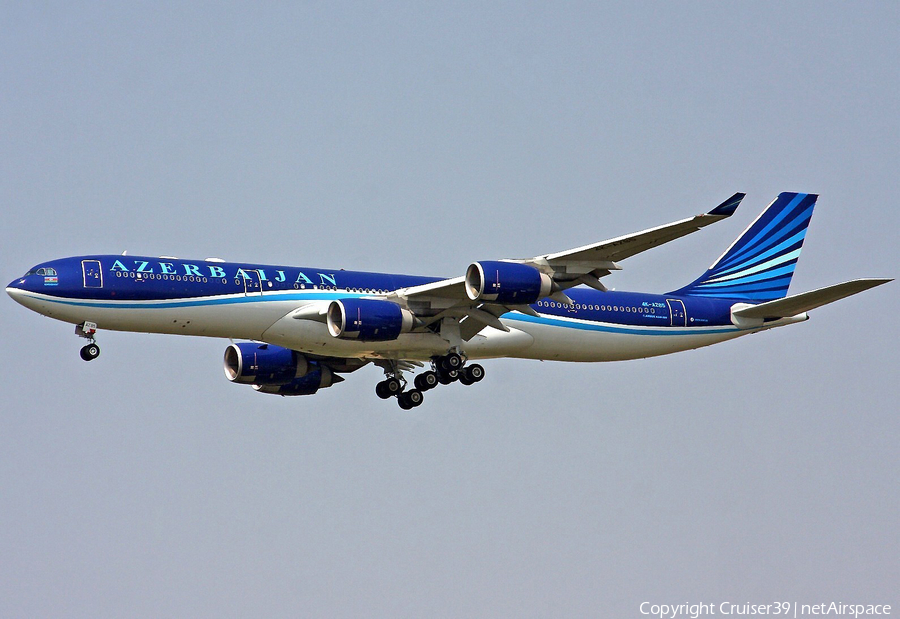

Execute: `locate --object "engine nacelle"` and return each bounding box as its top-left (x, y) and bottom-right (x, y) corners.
top-left (465, 260), bottom-right (552, 305)
top-left (253, 365), bottom-right (337, 396)
top-left (327, 298), bottom-right (414, 342)
top-left (224, 342), bottom-right (309, 385)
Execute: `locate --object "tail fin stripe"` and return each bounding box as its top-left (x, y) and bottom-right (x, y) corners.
top-left (711, 232), bottom-right (806, 278)
top-left (668, 192), bottom-right (818, 303)
top-left (717, 212), bottom-right (811, 271)
top-left (722, 193), bottom-right (808, 259)
top-left (684, 277), bottom-right (796, 299)
top-left (689, 263), bottom-right (798, 291)
top-left (703, 249), bottom-right (802, 284)
top-left (717, 202), bottom-right (814, 270)
top-left (691, 273), bottom-right (796, 292)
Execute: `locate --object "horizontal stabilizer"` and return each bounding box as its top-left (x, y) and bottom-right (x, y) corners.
top-left (732, 278), bottom-right (891, 320)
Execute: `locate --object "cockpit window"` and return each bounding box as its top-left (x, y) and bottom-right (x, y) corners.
top-left (32, 267), bottom-right (58, 276)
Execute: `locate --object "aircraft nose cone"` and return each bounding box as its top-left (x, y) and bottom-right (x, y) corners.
top-left (7, 276), bottom-right (33, 303)
top-left (7, 283), bottom-right (24, 303)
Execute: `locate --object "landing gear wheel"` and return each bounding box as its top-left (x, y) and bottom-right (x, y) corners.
top-left (375, 381), bottom-right (391, 399)
top-left (398, 389), bottom-right (423, 409)
top-left (385, 377), bottom-right (403, 396)
top-left (463, 364), bottom-right (485, 383)
top-left (80, 343), bottom-right (100, 361)
top-left (414, 371), bottom-right (439, 391)
top-left (402, 389), bottom-right (424, 408)
top-left (437, 369), bottom-right (459, 385)
top-left (377, 377), bottom-right (403, 399)
top-left (441, 352), bottom-right (463, 371)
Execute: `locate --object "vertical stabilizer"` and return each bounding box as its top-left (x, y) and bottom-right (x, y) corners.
top-left (668, 192), bottom-right (817, 302)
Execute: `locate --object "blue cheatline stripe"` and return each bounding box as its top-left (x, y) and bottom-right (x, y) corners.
top-left (25, 290), bottom-right (356, 310)
top-left (724, 193), bottom-right (807, 260)
top-left (719, 201), bottom-right (813, 270)
top-left (503, 313), bottom-right (741, 336)
top-left (24, 290), bottom-right (746, 336)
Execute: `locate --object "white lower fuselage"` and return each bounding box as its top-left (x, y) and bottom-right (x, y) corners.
top-left (9, 287), bottom-right (800, 363)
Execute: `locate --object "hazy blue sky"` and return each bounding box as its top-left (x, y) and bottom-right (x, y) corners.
top-left (2, 2), bottom-right (897, 617)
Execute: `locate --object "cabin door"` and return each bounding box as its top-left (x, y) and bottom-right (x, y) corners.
top-left (82, 260), bottom-right (103, 288)
top-left (243, 270), bottom-right (263, 296)
top-left (666, 299), bottom-right (687, 327)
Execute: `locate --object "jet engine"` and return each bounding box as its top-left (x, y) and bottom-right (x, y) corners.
top-left (326, 298), bottom-right (414, 341)
top-left (224, 342), bottom-right (309, 385)
top-left (465, 260), bottom-right (552, 305)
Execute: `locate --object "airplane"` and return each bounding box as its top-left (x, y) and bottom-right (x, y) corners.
top-left (6, 192), bottom-right (891, 409)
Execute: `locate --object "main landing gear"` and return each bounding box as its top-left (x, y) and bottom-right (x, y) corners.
top-left (432, 352), bottom-right (485, 387)
top-left (375, 353), bottom-right (485, 409)
top-left (76, 321), bottom-right (101, 361)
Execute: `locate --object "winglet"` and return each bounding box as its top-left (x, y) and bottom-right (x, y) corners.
top-left (707, 192), bottom-right (745, 217)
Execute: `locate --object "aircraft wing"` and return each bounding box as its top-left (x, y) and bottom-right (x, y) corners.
top-left (538, 192), bottom-right (745, 266)
top-left (387, 192), bottom-right (745, 339)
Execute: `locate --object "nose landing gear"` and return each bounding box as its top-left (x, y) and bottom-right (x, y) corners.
top-left (80, 343), bottom-right (100, 361)
top-left (76, 321), bottom-right (100, 361)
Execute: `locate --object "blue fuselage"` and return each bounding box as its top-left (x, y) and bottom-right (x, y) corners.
top-left (7, 255), bottom-right (792, 363)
